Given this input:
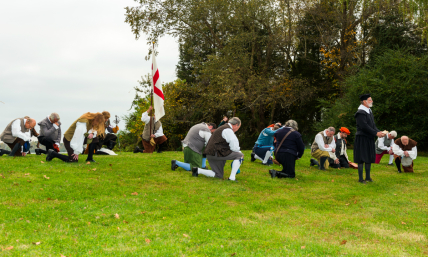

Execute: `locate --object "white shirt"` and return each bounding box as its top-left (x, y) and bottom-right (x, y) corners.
top-left (222, 123), bottom-right (240, 152)
top-left (11, 119), bottom-right (31, 142)
top-left (182, 124), bottom-right (212, 148)
top-left (392, 144), bottom-right (417, 160)
top-left (47, 116), bottom-right (60, 146)
top-left (141, 112), bottom-right (164, 138)
top-left (378, 134), bottom-right (395, 151)
top-left (358, 104), bottom-right (371, 114)
top-left (336, 132), bottom-right (349, 161)
top-left (315, 130), bottom-right (336, 160)
top-left (70, 122), bottom-right (97, 155)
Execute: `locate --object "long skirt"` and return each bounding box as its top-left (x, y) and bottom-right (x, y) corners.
top-left (354, 135), bottom-right (376, 164)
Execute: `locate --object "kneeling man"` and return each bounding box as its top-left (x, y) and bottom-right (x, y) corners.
top-left (192, 117), bottom-right (243, 181)
top-left (137, 106), bottom-right (167, 153)
top-left (171, 122), bottom-right (216, 171)
top-left (0, 117), bottom-right (36, 157)
top-left (35, 113), bottom-right (61, 155)
top-left (393, 136), bottom-right (417, 173)
top-left (375, 131), bottom-right (397, 165)
top-left (251, 123), bottom-right (281, 165)
top-left (329, 127), bottom-right (351, 168)
top-left (310, 127), bottom-right (338, 170)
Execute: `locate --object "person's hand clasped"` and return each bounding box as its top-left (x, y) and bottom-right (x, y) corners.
top-left (334, 158), bottom-right (340, 164)
top-left (376, 132), bottom-right (385, 138)
top-left (22, 152), bottom-right (27, 157)
top-left (72, 154), bottom-right (79, 161)
top-left (404, 151), bottom-right (409, 157)
top-left (388, 149), bottom-right (394, 155)
top-left (88, 133), bottom-right (94, 139)
top-left (331, 148), bottom-right (336, 153)
top-left (324, 144), bottom-right (329, 149)
top-left (150, 134), bottom-right (156, 138)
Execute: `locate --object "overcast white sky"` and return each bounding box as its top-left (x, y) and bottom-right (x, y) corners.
top-left (0, 0), bottom-right (178, 141)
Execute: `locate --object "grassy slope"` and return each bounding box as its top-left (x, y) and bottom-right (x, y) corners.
top-left (0, 150), bottom-right (427, 256)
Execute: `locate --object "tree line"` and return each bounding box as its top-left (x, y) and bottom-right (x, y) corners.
top-left (118, 0), bottom-right (428, 151)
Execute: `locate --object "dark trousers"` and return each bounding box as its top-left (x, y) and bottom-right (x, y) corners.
top-left (96, 134), bottom-right (117, 150)
top-left (37, 136), bottom-right (55, 154)
top-left (6, 138), bottom-right (25, 156)
top-left (329, 155), bottom-right (350, 168)
top-left (276, 152), bottom-right (297, 178)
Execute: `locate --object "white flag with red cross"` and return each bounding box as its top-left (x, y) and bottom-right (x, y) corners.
top-left (152, 45), bottom-right (165, 120)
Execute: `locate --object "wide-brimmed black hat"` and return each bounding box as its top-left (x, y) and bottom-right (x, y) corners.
top-left (359, 94), bottom-right (371, 101)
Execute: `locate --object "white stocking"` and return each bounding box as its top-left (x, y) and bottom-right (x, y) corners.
top-left (229, 159), bottom-right (241, 181)
top-left (254, 154), bottom-right (264, 162)
top-left (197, 168), bottom-right (215, 177)
top-left (263, 151), bottom-right (272, 164)
top-left (389, 154), bottom-right (394, 164)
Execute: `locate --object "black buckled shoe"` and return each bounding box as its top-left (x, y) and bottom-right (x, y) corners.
top-left (365, 178), bottom-right (373, 182)
top-left (35, 149), bottom-right (42, 155)
top-left (228, 178), bottom-right (238, 182)
top-left (269, 169), bottom-right (277, 178)
top-left (0, 149), bottom-right (5, 156)
top-left (171, 160), bottom-right (178, 171)
top-left (46, 149), bottom-right (55, 162)
top-left (192, 167), bottom-right (198, 177)
top-left (133, 146), bottom-right (141, 153)
top-left (251, 152), bottom-right (255, 162)
top-left (358, 180), bottom-right (367, 184)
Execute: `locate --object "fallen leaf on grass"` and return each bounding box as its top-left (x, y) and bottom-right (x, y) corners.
top-left (40, 188), bottom-right (43, 190)
top-left (47, 198), bottom-right (53, 200)
top-left (86, 162), bottom-right (91, 165)
top-left (123, 220), bottom-right (128, 224)
top-left (109, 164), bottom-right (112, 167)
top-left (41, 161), bottom-right (44, 164)
top-left (131, 192), bottom-right (138, 196)
top-left (354, 200), bottom-right (357, 204)
top-left (361, 222), bottom-right (366, 224)
top-left (183, 234), bottom-right (189, 238)
top-left (5, 246), bottom-right (13, 250)
top-left (61, 255), bottom-right (66, 257)
top-left (114, 213), bottom-right (120, 219)
top-left (402, 221), bottom-right (406, 225)
top-left (145, 238), bottom-right (151, 244)
top-left (340, 240), bottom-right (347, 245)
top-left (43, 175), bottom-right (50, 179)
top-left (301, 246), bottom-right (306, 249)
top-left (345, 203), bottom-right (350, 206)
top-left (26, 220), bottom-right (30, 223)
top-left (32, 242), bottom-right (41, 245)
top-left (25, 173), bottom-right (30, 176)
top-left (231, 253), bottom-right (236, 256)
top-left (92, 168), bottom-right (96, 171)
top-left (332, 179), bottom-right (334, 182)
top-left (117, 227), bottom-right (120, 230)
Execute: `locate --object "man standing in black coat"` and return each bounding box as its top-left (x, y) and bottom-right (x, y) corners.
top-left (354, 94), bottom-right (385, 183)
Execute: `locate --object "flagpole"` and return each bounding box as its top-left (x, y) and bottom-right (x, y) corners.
top-left (150, 42), bottom-right (155, 137)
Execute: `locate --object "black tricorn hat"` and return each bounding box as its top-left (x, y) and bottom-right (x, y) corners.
top-left (359, 94), bottom-right (371, 101)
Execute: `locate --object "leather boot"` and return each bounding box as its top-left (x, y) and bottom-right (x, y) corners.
top-left (319, 157), bottom-right (328, 170)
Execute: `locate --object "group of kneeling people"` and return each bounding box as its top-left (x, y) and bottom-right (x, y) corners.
top-left (170, 116), bottom-right (417, 182)
top-left (0, 112), bottom-right (119, 162)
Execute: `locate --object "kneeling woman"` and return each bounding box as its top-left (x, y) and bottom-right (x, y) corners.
top-left (46, 112), bottom-right (105, 163)
top-left (269, 120), bottom-right (305, 179)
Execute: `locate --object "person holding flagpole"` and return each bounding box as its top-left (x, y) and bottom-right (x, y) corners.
top-left (136, 43), bottom-right (168, 153)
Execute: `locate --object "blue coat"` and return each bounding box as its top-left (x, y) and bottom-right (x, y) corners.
top-left (254, 128), bottom-right (275, 147)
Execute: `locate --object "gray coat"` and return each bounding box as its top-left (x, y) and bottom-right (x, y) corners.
top-left (38, 117), bottom-right (61, 144)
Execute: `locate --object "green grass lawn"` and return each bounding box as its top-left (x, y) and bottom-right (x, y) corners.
top-left (0, 150), bottom-right (427, 256)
